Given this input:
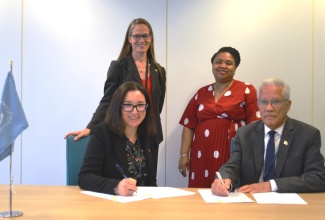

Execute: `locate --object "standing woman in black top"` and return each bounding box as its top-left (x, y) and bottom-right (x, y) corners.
top-left (65, 18), bottom-right (166, 159)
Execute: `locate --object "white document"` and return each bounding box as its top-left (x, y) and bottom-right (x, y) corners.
top-left (136, 186), bottom-right (195, 199)
top-left (81, 187), bottom-right (195, 203)
top-left (252, 192), bottom-right (307, 204)
top-left (198, 189), bottom-right (254, 203)
top-left (81, 190), bottom-right (149, 203)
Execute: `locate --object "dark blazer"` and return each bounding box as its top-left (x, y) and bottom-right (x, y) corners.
top-left (87, 56), bottom-right (166, 146)
top-left (219, 117), bottom-right (325, 193)
top-left (78, 122), bottom-right (157, 194)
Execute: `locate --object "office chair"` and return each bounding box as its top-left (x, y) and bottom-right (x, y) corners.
top-left (230, 137), bottom-right (240, 188)
top-left (66, 135), bottom-right (89, 185)
top-left (230, 137), bottom-right (235, 153)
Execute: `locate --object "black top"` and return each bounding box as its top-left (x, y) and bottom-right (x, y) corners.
top-left (78, 122), bottom-right (157, 194)
top-left (87, 55), bottom-right (166, 146)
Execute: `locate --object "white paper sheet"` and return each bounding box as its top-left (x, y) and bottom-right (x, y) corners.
top-left (135, 186), bottom-right (195, 199)
top-left (80, 187), bottom-right (195, 203)
top-left (252, 192), bottom-right (307, 204)
top-left (198, 189), bottom-right (254, 203)
top-left (81, 190), bottom-right (148, 203)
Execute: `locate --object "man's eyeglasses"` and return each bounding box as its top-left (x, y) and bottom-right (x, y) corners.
top-left (257, 99), bottom-right (288, 107)
top-left (121, 104), bottom-right (148, 112)
top-left (130, 34), bottom-right (152, 41)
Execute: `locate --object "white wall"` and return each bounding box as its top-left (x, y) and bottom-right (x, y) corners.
top-left (0, 0), bottom-right (324, 187)
top-left (0, 0), bottom-right (167, 185)
top-left (314, 0), bottom-right (325, 159)
top-left (0, 0), bottom-right (23, 183)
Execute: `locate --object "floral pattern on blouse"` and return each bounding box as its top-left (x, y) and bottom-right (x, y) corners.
top-left (125, 138), bottom-right (148, 186)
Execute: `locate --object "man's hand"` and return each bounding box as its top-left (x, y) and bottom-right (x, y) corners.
top-left (211, 178), bottom-right (231, 196)
top-left (237, 182), bottom-right (271, 194)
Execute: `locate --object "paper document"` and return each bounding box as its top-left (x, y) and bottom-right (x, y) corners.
top-left (252, 192), bottom-right (307, 204)
top-left (81, 190), bottom-right (148, 203)
top-left (81, 187), bottom-right (195, 203)
top-left (198, 189), bottom-right (253, 203)
top-left (136, 186), bottom-right (195, 199)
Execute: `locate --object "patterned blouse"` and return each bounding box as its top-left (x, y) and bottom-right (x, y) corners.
top-left (125, 138), bottom-right (148, 186)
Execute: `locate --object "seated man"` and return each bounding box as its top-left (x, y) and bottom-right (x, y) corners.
top-left (211, 77), bottom-right (325, 196)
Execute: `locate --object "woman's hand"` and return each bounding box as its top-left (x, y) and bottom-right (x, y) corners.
top-left (178, 155), bottom-right (190, 177)
top-left (178, 127), bottom-right (193, 177)
top-left (64, 128), bottom-right (91, 140)
top-left (116, 178), bottom-right (138, 196)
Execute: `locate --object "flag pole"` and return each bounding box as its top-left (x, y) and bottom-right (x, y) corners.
top-left (0, 60), bottom-right (23, 218)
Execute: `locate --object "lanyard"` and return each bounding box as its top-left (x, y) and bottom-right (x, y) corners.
top-left (145, 59), bottom-right (149, 90)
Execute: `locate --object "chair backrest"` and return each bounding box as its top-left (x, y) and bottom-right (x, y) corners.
top-left (230, 137), bottom-right (235, 153)
top-left (66, 135), bottom-right (89, 185)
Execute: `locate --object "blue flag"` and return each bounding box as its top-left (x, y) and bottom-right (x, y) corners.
top-left (0, 71), bottom-right (29, 161)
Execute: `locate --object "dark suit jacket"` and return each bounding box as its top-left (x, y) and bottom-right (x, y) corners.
top-left (78, 122), bottom-right (157, 194)
top-left (87, 56), bottom-right (166, 146)
top-left (219, 117), bottom-right (325, 193)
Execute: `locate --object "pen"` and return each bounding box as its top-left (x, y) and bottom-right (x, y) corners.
top-left (216, 172), bottom-right (229, 195)
top-left (116, 164), bottom-right (128, 178)
top-left (115, 164), bottom-right (137, 193)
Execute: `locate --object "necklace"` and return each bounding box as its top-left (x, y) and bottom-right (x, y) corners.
top-left (136, 61), bottom-right (150, 73)
top-left (136, 64), bottom-right (143, 73)
top-left (135, 59), bottom-right (150, 89)
top-left (214, 80), bottom-right (234, 96)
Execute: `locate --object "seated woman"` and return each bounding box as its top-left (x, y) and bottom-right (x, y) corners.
top-left (78, 81), bottom-right (157, 196)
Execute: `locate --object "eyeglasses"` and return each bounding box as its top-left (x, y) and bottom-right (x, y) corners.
top-left (257, 99), bottom-right (288, 107)
top-left (130, 34), bottom-right (152, 41)
top-left (121, 104), bottom-right (148, 112)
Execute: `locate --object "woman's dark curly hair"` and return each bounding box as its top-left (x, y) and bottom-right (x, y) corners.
top-left (210, 47), bottom-right (241, 68)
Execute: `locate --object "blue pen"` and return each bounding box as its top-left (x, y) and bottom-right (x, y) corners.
top-left (115, 164), bottom-right (128, 178)
top-left (115, 163), bottom-right (137, 193)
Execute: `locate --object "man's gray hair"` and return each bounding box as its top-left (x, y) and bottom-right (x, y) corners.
top-left (258, 77), bottom-right (290, 100)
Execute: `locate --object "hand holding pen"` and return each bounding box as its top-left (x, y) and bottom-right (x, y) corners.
top-left (115, 164), bottom-right (137, 196)
top-left (211, 172), bottom-right (230, 196)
